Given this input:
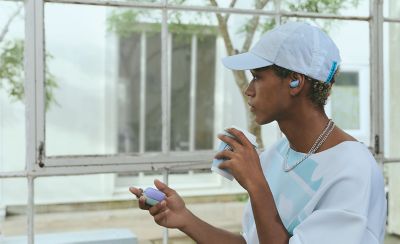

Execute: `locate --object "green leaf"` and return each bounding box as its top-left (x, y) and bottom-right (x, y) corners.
top-left (0, 39), bottom-right (59, 111)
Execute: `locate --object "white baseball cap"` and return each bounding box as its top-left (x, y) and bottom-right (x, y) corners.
top-left (222, 22), bottom-right (341, 83)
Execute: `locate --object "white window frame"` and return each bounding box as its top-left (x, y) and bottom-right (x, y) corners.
top-left (0, 0), bottom-right (399, 243)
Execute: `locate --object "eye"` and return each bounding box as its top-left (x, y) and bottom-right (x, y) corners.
top-left (251, 75), bottom-right (259, 81)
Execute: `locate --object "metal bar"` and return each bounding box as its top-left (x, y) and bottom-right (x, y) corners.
top-left (24, 0), bottom-right (43, 241)
top-left (383, 158), bottom-right (400, 163)
top-left (0, 161), bottom-right (211, 179)
top-left (0, 161), bottom-right (209, 178)
top-left (273, 0), bottom-right (281, 25)
top-left (139, 32), bottom-right (147, 154)
top-left (280, 11), bottom-right (370, 21)
top-left (45, 0), bottom-right (163, 8)
top-left (44, 151), bottom-right (215, 166)
top-left (0, 171), bottom-right (28, 178)
top-left (35, 0), bottom-right (46, 169)
top-left (162, 168), bottom-right (169, 244)
top-left (189, 35), bottom-right (198, 152)
top-left (384, 17), bottom-right (400, 23)
top-left (24, 0), bottom-right (37, 172)
top-left (27, 176), bottom-right (35, 244)
top-left (45, 0), bottom-right (371, 21)
top-left (369, 0), bottom-right (385, 163)
top-left (161, 0), bottom-right (171, 154)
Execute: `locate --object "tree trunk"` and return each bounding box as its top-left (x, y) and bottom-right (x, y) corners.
top-left (0, 5), bottom-right (23, 43)
top-left (234, 70), bottom-right (264, 148)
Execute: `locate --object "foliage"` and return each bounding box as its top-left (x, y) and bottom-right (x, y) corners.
top-left (0, 39), bottom-right (58, 110)
top-left (287, 0), bottom-right (360, 14)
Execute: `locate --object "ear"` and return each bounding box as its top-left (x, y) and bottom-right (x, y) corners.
top-left (288, 73), bottom-right (306, 96)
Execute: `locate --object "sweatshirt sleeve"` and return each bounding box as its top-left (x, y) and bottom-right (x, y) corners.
top-left (288, 209), bottom-right (370, 244)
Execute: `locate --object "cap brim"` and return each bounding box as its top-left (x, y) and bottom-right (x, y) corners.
top-left (222, 52), bottom-right (273, 70)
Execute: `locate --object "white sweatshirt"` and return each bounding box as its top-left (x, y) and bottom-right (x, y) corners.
top-left (242, 138), bottom-right (387, 244)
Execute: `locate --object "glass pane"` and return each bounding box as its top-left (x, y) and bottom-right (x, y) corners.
top-left (144, 32), bottom-right (162, 152)
top-left (281, 0), bottom-right (369, 17)
top-left (195, 34), bottom-right (216, 150)
top-left (168, 10), bottom-right (278, 151)
top-left (171, 34), bottom-right (191, 151)
top-left (168, 12), bottom-right (219, 152)
top-left (384, 22), bottom-right (400, 237)
top-left (384, 0), bottom-right (400, 18)
top-left (0, 0), bottom-right (26, 171)
top-left (0, 178), bottom-right (28, 240)
top-left (331, 71), bottom-right (360, 130)
top-left (180, 0), bottom-right (274, 10)
top-left (44, 3), bottom-right (162, 156)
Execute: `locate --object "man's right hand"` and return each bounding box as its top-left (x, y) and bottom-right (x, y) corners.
top-left (129, 179), bottom-right (192, 229)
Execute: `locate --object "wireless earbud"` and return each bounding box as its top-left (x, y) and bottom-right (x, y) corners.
top-left (289, 80), bottom-right (300, 88)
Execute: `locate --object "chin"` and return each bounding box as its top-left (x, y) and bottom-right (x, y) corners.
top-left (255, 116), bottom-right (274, 125)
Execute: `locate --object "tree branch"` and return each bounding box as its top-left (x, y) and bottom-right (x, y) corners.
top-left (224, 0), bottom-right (238, 23)
top-left (241, 0), bottom-right (270, 52)
top-left (209, 0), bottom-right (266, 147)
top-left (0, 4), bottom-right (23, 43)
top-left (209, 0), bottom-right (235, 56)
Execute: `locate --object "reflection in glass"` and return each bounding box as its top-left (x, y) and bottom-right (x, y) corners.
top-left (179, 0), bottom-right (274, 10)
top-left (331, 72), bottom-right (360, 130)
top-left (0, 0), bottom-right (26, 171)
top-left (384, 0), bottom-right (400, 18)
top-left (281, 0), bottom-right (368, 17)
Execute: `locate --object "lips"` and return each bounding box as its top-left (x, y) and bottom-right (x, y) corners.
top-left (248, 103), bottom-right (255, 112)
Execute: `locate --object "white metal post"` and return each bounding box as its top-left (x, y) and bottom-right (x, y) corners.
top-left (27, 176), bottom-right (35, 244)
top-left (161, 0), bottom-right (171, 154)
top-left (25, 0), bottom-right (44, 242)
top-left (25, 0), bottom-right (45, 171)
top-left (162, 0), bottom-right (170, 242)
top-left (274, 0), bottom-right (282, 25)
top-left (162, 168), bottom-right (169, 244)
top-left (139, 32), bottom-right (147, 154)
top-left (370, 0), bottom-right (385, 164)
top-left (189, 35), bottom-right (198, 152)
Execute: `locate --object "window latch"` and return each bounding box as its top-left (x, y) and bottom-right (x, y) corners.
top-left (374, 135), bottom-right (380, 156)
top-left (38, 142), bottom-right (45, 168)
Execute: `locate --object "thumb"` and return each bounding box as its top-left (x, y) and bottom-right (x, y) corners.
top-left (154, 179), bottom-right (176, 196)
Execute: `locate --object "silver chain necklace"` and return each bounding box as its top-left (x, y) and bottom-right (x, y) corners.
top-left (283, 119), bottom-right (335, 172)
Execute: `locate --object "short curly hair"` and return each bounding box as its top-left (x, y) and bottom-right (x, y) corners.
top-left (254, 65), bottom-right (335, 108)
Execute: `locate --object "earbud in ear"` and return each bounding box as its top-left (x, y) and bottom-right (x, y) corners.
top-left (289, 80), bottom-right (300, 88)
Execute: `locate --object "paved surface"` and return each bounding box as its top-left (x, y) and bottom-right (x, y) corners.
top-left (1, 201), bottom-right (399, 244)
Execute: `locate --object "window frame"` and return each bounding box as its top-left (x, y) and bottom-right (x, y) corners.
top-left (0, 0), bottom-right (399, 243)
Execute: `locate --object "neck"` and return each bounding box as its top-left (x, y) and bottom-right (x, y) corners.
top-left (277, 108), bottom-right (330, 153)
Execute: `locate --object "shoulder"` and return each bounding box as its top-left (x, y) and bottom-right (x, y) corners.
top-left (316, 141), bottom-right (376, 176)
top-left (313, 142), bottom-right (384, 206)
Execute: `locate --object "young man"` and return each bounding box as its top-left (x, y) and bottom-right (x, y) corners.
top-left (129, 22), bottom-right (387, 244)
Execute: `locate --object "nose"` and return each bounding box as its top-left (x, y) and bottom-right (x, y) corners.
top-left (244, 81), bottom-right (255, 97)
